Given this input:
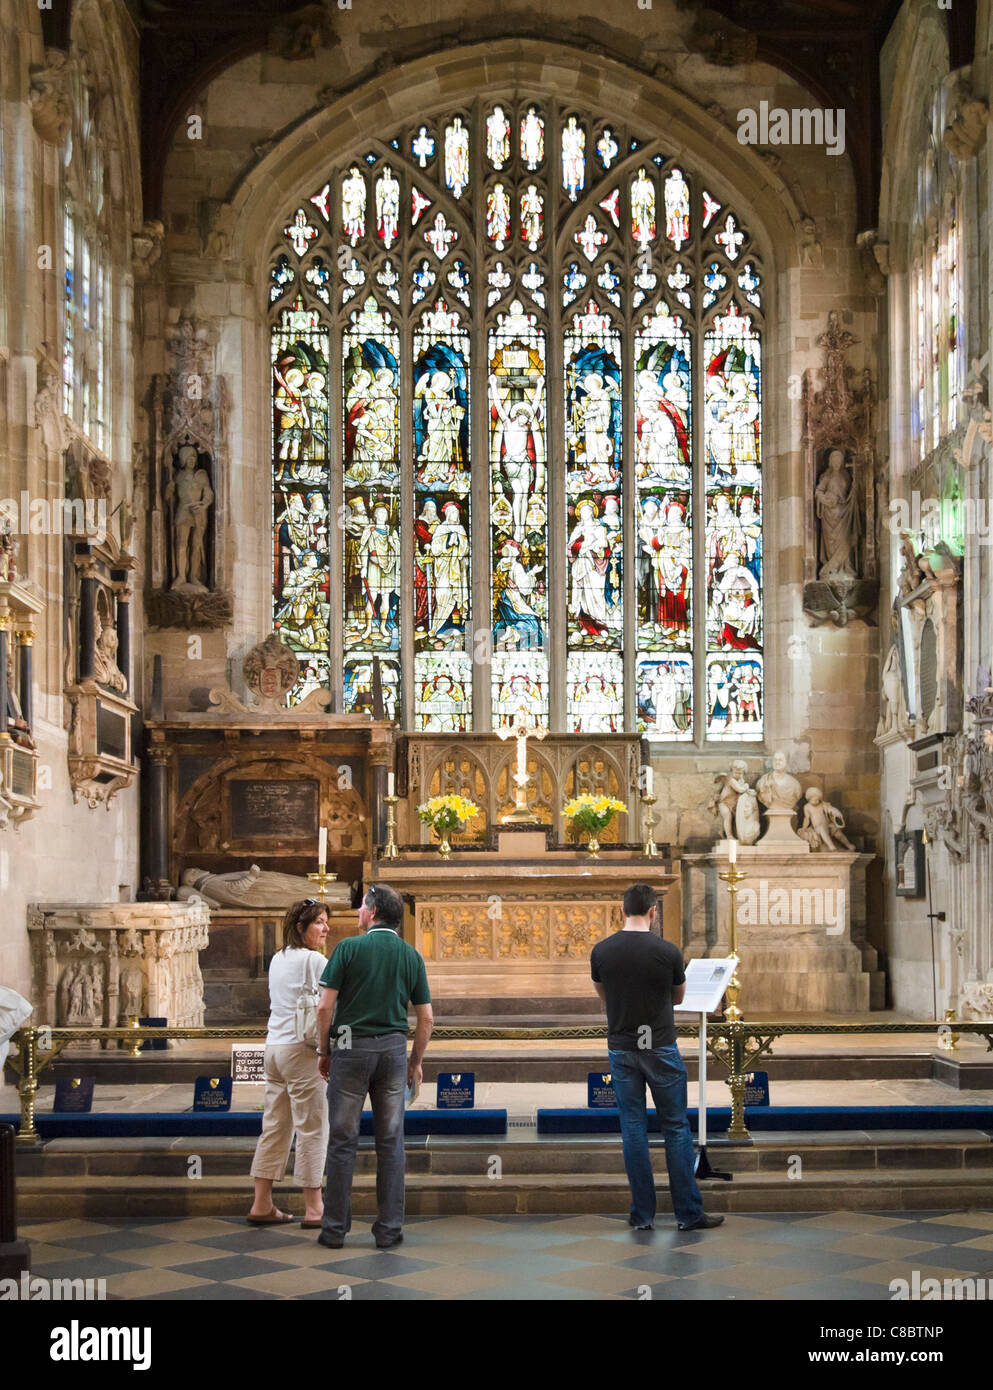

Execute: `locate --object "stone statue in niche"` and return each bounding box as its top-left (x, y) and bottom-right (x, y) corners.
top-left (93, 614), bottom-right (127, 692)
top-left (0, 519), bottom-right (18, 580)
top-left (166, 443), bottom-right (214, 591)
top-left (798, 787), bottom-right (856, 851)
top-left (175, 864), bottom-right (350, 908)
top-left (708, 759), bottom-right (759, 844)
top-left (120, 966), bottom-right (143, 1021)
top-left (815, 449), bottom-right (860, 580)
top-left (61, 961), bottom-right (102, 1025)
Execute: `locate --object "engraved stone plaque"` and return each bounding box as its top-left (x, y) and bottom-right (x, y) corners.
top-left (229, 778), bottom-right (319, 839)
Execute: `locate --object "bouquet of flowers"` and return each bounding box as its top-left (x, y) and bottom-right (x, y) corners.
top-left (416, 794), bottom-right (480, 858)
top-left (562, 793), bottom-right (627, 858)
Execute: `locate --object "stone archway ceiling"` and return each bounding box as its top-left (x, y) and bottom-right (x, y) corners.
top-left (43, 0), bottom-right (978, 229)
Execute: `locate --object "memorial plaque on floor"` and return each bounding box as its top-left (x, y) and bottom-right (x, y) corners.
top-left (232, 1045), bottom-right (266, 1083)
top-left (193, 1076), bottom-right (233, 1112)
top-left (744, 1070), bottom-right (770, 1106)
top-left (139, 1017), bottom-right (168, 1051)
top-left (588, 1072), bottom-right (617, 1108)
top-left (436, 1072), bottom-right (475, 1108)
top-left (53, 1076), bottom-right (95, 1113)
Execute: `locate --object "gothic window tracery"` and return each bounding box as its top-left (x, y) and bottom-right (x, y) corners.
top-left (269, 99), bottom-right (764, 739)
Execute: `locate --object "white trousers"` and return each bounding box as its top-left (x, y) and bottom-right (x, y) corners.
top-left (250, 1042), bottom-right (329, 1189)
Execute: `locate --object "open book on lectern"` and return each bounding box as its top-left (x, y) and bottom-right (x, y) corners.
top-left (673, 957), bottom-right (737, 1015)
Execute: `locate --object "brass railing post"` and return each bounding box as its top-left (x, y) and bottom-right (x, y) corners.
top-left (13, 1028), bottom-right (41, 1149)
top-left (724, 1023), bottom-right (751, 1143)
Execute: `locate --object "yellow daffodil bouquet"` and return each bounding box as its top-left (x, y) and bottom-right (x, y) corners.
top-left (563, 792), bottom-right (627, 838)
top-left (417, 794), bottom-right (480, 858)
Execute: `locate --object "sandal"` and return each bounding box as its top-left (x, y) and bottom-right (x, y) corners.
top-left (246, 1208), bottom-right (296, 1226)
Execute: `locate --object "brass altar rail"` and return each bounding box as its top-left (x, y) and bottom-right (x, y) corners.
top-left (8, 1020), bottom-right (993, 1147)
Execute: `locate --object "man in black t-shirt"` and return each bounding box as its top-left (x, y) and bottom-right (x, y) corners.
top-left (591, 884), bottom-right (723, 1233)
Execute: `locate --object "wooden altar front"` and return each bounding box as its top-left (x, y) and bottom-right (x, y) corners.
top-left (372, 831), bottom-right (680, 1005)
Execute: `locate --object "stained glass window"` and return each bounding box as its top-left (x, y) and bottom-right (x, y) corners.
top-left (268, 99), bottom-right (764, 739)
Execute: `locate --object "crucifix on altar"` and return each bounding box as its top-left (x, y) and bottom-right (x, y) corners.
top-left (497, 704), bottom-right (546, 823)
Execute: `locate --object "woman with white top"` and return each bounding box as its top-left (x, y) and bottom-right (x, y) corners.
top-left (247, 899), bottom-right (330, 1226)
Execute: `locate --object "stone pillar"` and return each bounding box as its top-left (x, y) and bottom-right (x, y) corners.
top-left (78, 569), bottom-right (97, 680)
top-left (148, 746), bottom-right (171, 893)
top-left (114, 585), bottom-right (132, 697)
top-left (15, 630), bottom-right (33, 731)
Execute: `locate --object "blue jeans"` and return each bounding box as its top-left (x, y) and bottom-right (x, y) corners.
top-left (608, 1043), bottom-right (704, 1228)
top-left (322, 1033), bottom-right (407, 1242)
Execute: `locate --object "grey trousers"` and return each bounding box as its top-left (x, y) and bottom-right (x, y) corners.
top-left (321, 1032), bottom-right (407, 1242)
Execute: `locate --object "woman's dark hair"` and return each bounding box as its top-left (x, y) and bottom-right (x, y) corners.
top-left (282, 899), bottom-right (327, 951)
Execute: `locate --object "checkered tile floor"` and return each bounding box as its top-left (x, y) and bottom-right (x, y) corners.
top-left (20, 1209), bottom-right (993, 1300)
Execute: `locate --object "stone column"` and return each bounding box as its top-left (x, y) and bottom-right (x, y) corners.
top-left (148, 746), bottom-right (171, 893)
top-left (15, 629), bottom-right (33, 731)
top-left (113, 583), bottom-right (132, 697)
top-left (78, 565), bottom-right (98, 680)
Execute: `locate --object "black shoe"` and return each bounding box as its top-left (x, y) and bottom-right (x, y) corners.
top-left (317, 1232), bottom-right (344, 1248)
top-left (678, 1214), bottom-right (724, 1231)
top-left (628, 1216), bottom-right (654, 1230)
top-left (375, 1233), bottom-right (403, 1250)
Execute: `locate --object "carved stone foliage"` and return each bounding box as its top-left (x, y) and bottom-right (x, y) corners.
top-left (147, 318), bottom-right (232, 627)
top-left (802, 312), bottom-right (878, 627)
top-left (28, 901), bottom-right (210, 1031)
top-left (943, 82), bottom-right (989, 161)
top-left (421, 898), bottom-right (619, 962)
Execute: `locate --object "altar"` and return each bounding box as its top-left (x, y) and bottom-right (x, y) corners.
top-left (371, 830), bottom-right (680, 1006)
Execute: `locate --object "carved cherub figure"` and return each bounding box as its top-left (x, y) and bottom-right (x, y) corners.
top-left (799, 786), bottom-right (855, 851)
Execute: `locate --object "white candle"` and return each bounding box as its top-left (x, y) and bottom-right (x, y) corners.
top-left (644, 765), bottom-right (654, 797)
top-left (318, 826), bottom-right (327, 868)
top-left (517, 737), bottom-right (526, 781)
top-left (728, 838), bottom-right (737, 865)
top-left (387, 771), bottom-right (395, 797)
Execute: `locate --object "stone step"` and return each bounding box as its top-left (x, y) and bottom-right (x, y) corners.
top-left (14, 1164), bottom-right (993, 1219)
top-left (14, 1132), bottom-right (993, 1179)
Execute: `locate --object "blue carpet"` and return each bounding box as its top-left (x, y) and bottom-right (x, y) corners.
top-left (0, 1109), bottom-right (507, 1139)
top-left (536, 1106), bottom-right (993, 1134)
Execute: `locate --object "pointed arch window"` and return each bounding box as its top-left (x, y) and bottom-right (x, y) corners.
top-left (269, 99), bottom-right (764, 739)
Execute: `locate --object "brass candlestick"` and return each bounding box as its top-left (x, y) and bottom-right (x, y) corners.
top-left (717, 860), bottom-right (747, 1022)
top-left (382, 794), bottom-right (400, 860)
top-left (640, 791), bottom-right (659, 858)
top-left (306, 865), bottom-right (338, 900)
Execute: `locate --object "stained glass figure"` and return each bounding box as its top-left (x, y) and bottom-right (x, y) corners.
top-left (411, 187), bottom-right (431, 225)
top-left (341, 257), bottom-right (365, 306)
top-left (491, 654), bottom-right (547, 732)
top-left (304, 257), bottom-right (331, 304)
top-left (341, 166), bottom-right (366, 246)
top-left (415, 654), bottom-right (471, 731)
top-left (376, 260), bottom-right (400, 305)
top-left (632, 262), bottom-right (658, 311)
top-left (487, 183), bottom-right (512, 249)
top-left (412, 127), bottom-right (435, 168)
top-left (520, 184), bottom-right (543, 250)
top-left (599, 189), bottom-right (620, 228)
top-left (702, 261), bottom-right (727, 308)
top-left (564, 303), bottom-right (622, 495)
top-left (270, 254), bottom-right (295, 304)
top-left (412, 259), bottom-right (436, 305)
top-left (272, 298), bottom-right (330, 485)
top-left (715, 212), bottom-right (744, 260)
top-left (425, 212), bottom-right (457, 259)
top-left (597, 263), bottom-right (621, 306)
top-left (737, 262), bottom-right (761, 307)
top-left (63, 205), bottom-right (75, 417)
top-left (344, 656), bottom-right (400, 721)
top-left (663, 168), bottom-right (690, 249)
top-left (487, 106), bottom-right (511, 169)
top-left (284, 209), bottom-right (319, 258)
top-left (562, 116), bottom-right (586, 201)
top-left (637, 657), bottom-right (693, 739)
top-left (520, 107), bottom-right (544, 170)
top-left (702, 190), bottom-right (721, 228)
top-left (707, 655), bottom-right (762, 740)
top-left (289, 652), bottom-right (332, 706)
top-left (522, 262), bottom-right (545, 308)
top-left (568, 652), bottom-right (624, 733)
top-left (666, 263), bottom-right (691, 309)
top-left (489, 301), bottom-right (548, 724)
top-left (445, 117), bottom-right (470, 199)
top-left (596, 128), bottom-right (619, 169)
top-left (487, 263), bottom-right (512, 308)
top-left (447, 259), bottom-right (471, 308)
top-left (575, 214), bottom-right (607, 262)
top-left (562, 262), bottom-right (587, 308)
top-left (310, 184), bottom-right (331, 222)
top-left (376, 167), bottom-right (400, 248)
top-left (631, 170), bottom-right (656, 247)
top-left (704, 306), bottom-right (761, 488)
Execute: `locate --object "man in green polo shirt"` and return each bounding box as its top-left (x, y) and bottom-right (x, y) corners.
top-left (316, 882), bottom-right (433, 1249)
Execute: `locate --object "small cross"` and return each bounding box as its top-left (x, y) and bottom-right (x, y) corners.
top-left (283, 209), bottom-right (318, 258)
top-left (716, 213), bottom-right (744, 261)
top-left (575, 214), bottom-right (607, 263)
top-left (412, 127), bottom-right (435, 168)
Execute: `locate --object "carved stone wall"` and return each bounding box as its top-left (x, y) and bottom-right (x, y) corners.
top-left (28, 901), bottom-right (211, 1032)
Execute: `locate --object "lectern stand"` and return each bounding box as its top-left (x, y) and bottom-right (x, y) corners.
top-left (675, 958), bottom-right (737, 1182)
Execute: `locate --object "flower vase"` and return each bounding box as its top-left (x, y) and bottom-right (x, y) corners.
top-left (437, 833), bottom-right (452, 860)
top-left (587, 833), bottom-right (600, 859)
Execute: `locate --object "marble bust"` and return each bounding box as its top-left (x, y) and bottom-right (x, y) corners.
top-left (755, 751), bottom-right (801, 812)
